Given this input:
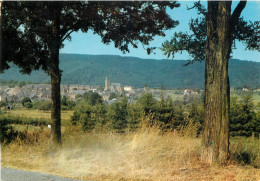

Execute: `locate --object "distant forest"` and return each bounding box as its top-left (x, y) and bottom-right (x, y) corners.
top-left (1, 54), bottom-right (259, 89)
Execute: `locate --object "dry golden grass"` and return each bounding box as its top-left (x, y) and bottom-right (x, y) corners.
top-left (5, 109), bottom-right (74, 121)
top-left (10, 124), bottom-right (67, 133)
top-left (2, 126), bottom-right (260, 181)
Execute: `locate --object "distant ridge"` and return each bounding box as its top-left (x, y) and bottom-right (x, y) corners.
top-left (1, 54), bottom-right (259, 89)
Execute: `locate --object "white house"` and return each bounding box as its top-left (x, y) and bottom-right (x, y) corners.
top-left (124, 86), bottom-right (132, 92)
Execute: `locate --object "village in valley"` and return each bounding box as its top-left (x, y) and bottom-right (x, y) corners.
top-left (1, 75), bottom-right (259, 111)
top-left (0, 76), bottom-right (206, 108)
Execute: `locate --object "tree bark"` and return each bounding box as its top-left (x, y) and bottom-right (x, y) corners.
top-left (0, 1), bottom-right (2, 70)
top-left (50, 50), bottom-right (61, 145)
top-left (49, 2), bottom-right (62, 145)
top-left (202, 1), bottom-right (232, 164)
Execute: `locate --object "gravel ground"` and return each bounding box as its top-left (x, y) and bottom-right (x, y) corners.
top-left (1, 168), bottom-right (84, 181)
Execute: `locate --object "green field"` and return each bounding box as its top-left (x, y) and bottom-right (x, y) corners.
top-left (1, 106), bottom-right (260, 180)
top-left (4, 109), bottom-right (74, 120)
top-left (1, 109), bottom-right (74, 127)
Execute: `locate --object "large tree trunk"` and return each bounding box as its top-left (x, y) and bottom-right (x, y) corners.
top-left (0, 1), bottom-right (2, 70)
top-left (202, 1), bottom-right (232, 164)
top-left (49, 2), bottom-right (62, 145)
top-left (50, 50), bottom-right (61, 145)
top-left (0, 2), bottom-right (2, 181)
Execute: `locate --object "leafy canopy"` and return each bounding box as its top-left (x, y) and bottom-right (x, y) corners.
top-left (161, 2), bottom-right (260, 65)
top-left (1, 1), bottom-right (180, 73)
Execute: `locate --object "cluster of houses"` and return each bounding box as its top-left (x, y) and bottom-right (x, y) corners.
top-left (0, 77), bottom-right (144, 104)
top-left (4, 76), bottom-right (248, 105)
top-left (0, 84), bottom-right (51, 103)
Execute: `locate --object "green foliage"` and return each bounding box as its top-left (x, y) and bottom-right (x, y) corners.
top-left (230, 94), bottom-right (260, 137)
top-left (0, 115), bottom-right (50, 144)
top-left (69, 92), bottom-right (259, 135)
top-left (136, 93), bottom-right (157, 115)
top-left (107, 97), bottom-right (128, 131)
top-left (0, 116), bottom-right (49, 126)
top-left (20, 97), bottom-right (33, 108)
top-left (171, 103), bottom-right (186, 128)
top-left (135, 93), bottom-right (186, 130)
top-left (33, 101), bottom-right (52, 111)
top-left (21, 97), bottom-right (32, 106)
top-left (70, 93), bottom-right (190, 132)
top-left (61, 96), bottom-right (76, 110)
top-left (161, 1), bottom-right (259, 64)
top-left (0, 122), bottom-right (17, 144)
top-left (83, 92), bottom-right (103, 106)
top-left (187, 102), bottom-right (204, 135)
top-left (0, 119), bottom-right (11, 143)
top-left (230, 137), bottom-right (260, 168)
top-left (71, 101), bottom-right (107, 132)
top-left (1, 2), bottom-right (50, 73)
top-left (75, 94), bottom-right (83, 100)
top-left (18, 81), bottom-right (26, 88)
top-left (0, 101), bottom-right (7, 107)
top-left (155, 96), bottom-right (175, 128)
top-left (127, 100), bottom-right (140, 131)
top-left (109, 92), bottom-right (117, 100)
top-left (79, 105), bottom-right (97, 131)
top-left (61, 96), bottom-right (68, 106)
top-left (2, 1), bottom-right (179, 74)
top-left (24, 102), bottom-right (33, 109)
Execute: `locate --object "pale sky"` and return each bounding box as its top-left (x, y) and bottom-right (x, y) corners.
top-left (61, 1), bottom-right (260, 62)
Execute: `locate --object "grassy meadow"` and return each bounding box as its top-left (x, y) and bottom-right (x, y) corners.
top-left (2, 126), bottom-right (260, 181)
top-left (4, 109), bottom-right (74, 122)
top-left (1, 109), bottom-right (260, 180)
top-left (1, 93), bottom-right (260, 181)
top-left (1, 109), bottom-right (74, 127)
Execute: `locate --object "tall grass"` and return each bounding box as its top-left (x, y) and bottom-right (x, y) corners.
top-left (2, 125), bottom-right (260, 180)
top-left (0, 115), bottom-right (50, 126)
top-left (230, 136), bottom-right (260, 168)
top-left (4, 109), bottom-right (74, 120)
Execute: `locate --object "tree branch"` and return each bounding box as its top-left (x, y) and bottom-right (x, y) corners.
top-left (61, 30), bottom-right (74, 42)
top-left (231, 0), bottom-right (247, 28)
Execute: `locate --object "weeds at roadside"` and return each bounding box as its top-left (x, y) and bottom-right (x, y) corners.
top-left (230, 136), bottom-right (260, 168)
top-left (2, 124), bottom-right (260, 180)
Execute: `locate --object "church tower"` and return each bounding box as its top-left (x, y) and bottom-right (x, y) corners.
top-left (105, 76), bottom-right (110, 91)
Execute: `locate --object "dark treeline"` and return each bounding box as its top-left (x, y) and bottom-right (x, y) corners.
top-left (70, 92), bottom-right (260, 137)
top-left (1, 55), bottom-right (260, 89)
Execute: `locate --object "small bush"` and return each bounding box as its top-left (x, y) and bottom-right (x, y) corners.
top-left (14, 129), bottom-right (51, 145)
top-left (230, 94), bottom-right (259, 137)
top-left (24, 102), bottom-right (33, 109)
top-left (71, 101), bottom-right (107, 132)
top-left (33, 101), bottom-right (51, 111)
top-left (61, 96), bottom-right (76, 110)
top-left (21, 97), bottom-right (32, 106)
top-left (0, 119), bottom-right (18, 144)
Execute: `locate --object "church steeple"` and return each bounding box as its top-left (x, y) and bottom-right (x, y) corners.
top-left (105, 76), bottom-right (110, 91)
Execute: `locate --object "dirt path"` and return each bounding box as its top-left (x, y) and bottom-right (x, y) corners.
top-left (1, 168), bottom-right (84, 181)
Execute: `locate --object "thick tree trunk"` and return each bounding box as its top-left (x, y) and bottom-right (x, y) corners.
top-left (49, 2), bottom-right (62, 145)
top-left (50, 50), bottom-right (61, 145)
top-left (202, 1), bottom-right (232, 164)
top-left (0, 1), bottom-right (2, 70)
